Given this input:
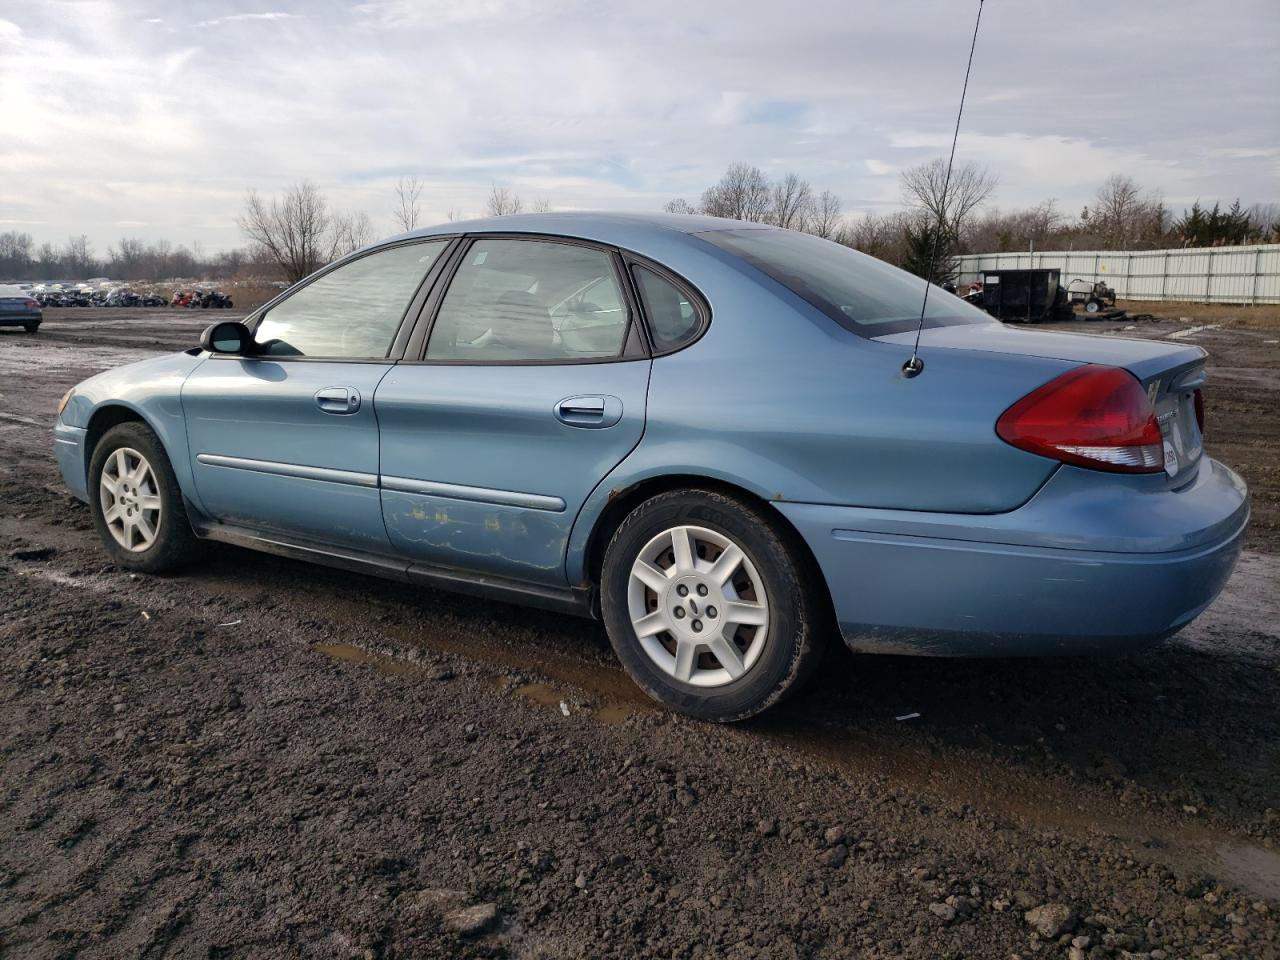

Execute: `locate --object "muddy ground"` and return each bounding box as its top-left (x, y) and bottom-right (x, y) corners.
top-left (0, 308), bottom-right (1277, 959)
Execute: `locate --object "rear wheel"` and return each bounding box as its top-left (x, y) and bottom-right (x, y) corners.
top-left (89, 422), bottom-right (201, 573)
top-left (24, 322), bottom-right (38, 334)
top-left (600, 488), bottom-right (826, 722)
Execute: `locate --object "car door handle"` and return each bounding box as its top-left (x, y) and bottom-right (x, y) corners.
top-left (555, 395), bottom-right (621, 428)
top-left (315, 387), bottom-right (361, 415)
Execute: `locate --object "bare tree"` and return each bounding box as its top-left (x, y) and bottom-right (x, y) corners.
top-left (487, 185), bottom-right (523, 217)
top-left (1084, 174), bottom-right (1170, 249)
top-left (844, 210), bottom-right (918, 266)
top-left (62, 235), bottom-right (94, 277)
top-left (900, 158), bottom-right (998, 239)
top-left (392, 176), bottom-right (424, 231)
top-left (701, 163), bottom-right (772, 222)
top-left (36, 242), bottom-right (58, 275)
top-left (769, 173), bottom-right (814, 230)
top-left (238, 181), bottom-right (334, 284)
top-left (664, 198), bottom-right (698, 215)
top-left (0, 230), bottom-right (34, 277)
top-left (807, 190), bottom-right (843, 240)
top-left (967, 198), bottom-right (1065, 253)
top-left (330, 210), bottom-right (375, 259)
top-left (445, 207), bottom-right (465, 222)
top-left (1249, 201), bottom-right (1280, 242)
top-left (530, 197), bottom-right (552, 213)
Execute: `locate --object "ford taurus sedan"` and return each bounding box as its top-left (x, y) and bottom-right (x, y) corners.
top-left (53, 213), bottom-right (1249, 720)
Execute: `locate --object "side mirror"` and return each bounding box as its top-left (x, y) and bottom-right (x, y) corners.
top-left (200, 320), bottom-right (254, 355)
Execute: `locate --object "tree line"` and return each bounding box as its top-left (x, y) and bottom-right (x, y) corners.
top-left (661, 163), bottom-right (1280, 285)
top-left (4, 170), bottom-right (1275, 286)
top-left (0, 230), bottom-right (267, 284)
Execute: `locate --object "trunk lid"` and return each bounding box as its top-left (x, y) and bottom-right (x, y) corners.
top-left (876, 323), bottom-right (1207, 482)
top-left (0, 297), bottom-right (34, 316)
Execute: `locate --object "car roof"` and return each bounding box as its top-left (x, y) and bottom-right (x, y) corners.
top-left (389, 211), bottom-right (776, 251)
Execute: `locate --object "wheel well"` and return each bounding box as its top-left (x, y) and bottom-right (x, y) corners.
top-left (582, 475), bottom-right (834, 619)
top-left (84, 405), bottom-right (146, 477)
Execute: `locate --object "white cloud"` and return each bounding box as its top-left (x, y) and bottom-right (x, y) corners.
top-left (0, 0), bottom-right (1275, 253)
top-left (194, 11), bottom-right (298, 28)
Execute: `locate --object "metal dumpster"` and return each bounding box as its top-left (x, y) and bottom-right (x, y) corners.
top-left (979, 268), bottom-right (1072, 324)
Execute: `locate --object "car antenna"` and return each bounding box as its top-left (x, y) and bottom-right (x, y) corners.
top-left (903, 0), bottom-right (985, 379)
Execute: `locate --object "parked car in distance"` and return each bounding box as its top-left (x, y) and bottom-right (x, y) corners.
top-left (52, 213), bottom-right (1249, 721)
top-left (0, 284), bottom-right (42, 332)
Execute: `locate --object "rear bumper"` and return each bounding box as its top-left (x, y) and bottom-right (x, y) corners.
top-left (775, 458), bottom-right (1249, 656)
top-left (0, 315), bottom-right (39, 326)
top-left (54, 423), bottom-right (89, 503)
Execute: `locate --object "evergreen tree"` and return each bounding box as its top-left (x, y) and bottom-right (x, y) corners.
top-left (902, 220), bottom-right (959, 286)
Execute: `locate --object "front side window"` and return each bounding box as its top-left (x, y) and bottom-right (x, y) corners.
top-left (426, 239), bottom-right (629, 361)
top-left (632, 265), bottom-right (702, 352)
top-left (255, 241), bottom-right (448, 358)
top-left (699, 228), bottom-right (990, 337)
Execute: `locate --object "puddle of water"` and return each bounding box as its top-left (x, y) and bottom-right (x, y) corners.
top-left (352, 614), bottom-right (656, 711)
top-left (594, 703), bottom-right (634, 725)
top-left (1217, 843), bottom-right (1280, 900)
top-left (511, 681), bottom-right (635, 724)
top-left (315, 642), bottom-right (420, 678)
top-left (514, 682), bottom-right (563, 709)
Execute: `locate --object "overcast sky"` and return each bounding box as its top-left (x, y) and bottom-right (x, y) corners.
top-left (1, 0), bottom-right (1277, 254)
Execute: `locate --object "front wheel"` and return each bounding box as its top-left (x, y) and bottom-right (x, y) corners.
top-left (89, 422), bottom-right (201, 573)
top-left (600, 488), bottom-right (827, 722)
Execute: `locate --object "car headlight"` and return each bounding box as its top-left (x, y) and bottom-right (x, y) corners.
top-left (56, 389), bottom-right (74, 418)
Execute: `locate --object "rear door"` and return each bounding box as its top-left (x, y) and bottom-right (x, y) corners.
top-left (375, 236), bottom-right (650, 585)
top-left (182, 239), bottom-right (450, 553)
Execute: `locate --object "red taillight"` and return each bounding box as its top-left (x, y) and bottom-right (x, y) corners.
top-left (1193, 388), bottom-right (1205, 436)
top-left (24, 299), bottom-right (39, 310)
top-left (996, 364), bottom-right (1163, 474)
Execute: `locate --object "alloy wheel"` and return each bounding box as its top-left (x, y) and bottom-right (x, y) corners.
top-left (626, 524), bottom-right (769, 687)
top-left (99, 447), bottom-right (162, 552)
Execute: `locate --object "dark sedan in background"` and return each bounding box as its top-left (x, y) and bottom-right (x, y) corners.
top-left (0, 285), bottom-right (42, 333)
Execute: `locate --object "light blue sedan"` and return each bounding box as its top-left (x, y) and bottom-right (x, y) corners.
top-left (53, 213), bottom-right (1249, 720)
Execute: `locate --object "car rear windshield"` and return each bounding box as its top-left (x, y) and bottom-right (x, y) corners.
top-left (699, 228), bottom-right (990, 337)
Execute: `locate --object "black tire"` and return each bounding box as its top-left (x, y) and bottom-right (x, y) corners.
top-left (88, 421), bottom-right (202, 573)
top-left (24, 323), bottom-right (38, 334)
top-left (600, 488), bottom-right (827, 722)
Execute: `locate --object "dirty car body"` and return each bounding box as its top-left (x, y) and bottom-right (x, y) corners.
top-left (54, 213), bottom-right (1248, 715)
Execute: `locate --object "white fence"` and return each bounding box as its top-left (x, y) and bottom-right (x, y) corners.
top-left (955, 243), bottom-right (1280, 304)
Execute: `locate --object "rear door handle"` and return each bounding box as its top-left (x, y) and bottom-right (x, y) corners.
top-left (315, 386), bottom-right (361, 415)
top-left (555, 395), bottom-right (621, 428)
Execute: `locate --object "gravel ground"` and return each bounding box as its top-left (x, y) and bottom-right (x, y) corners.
top-left (1, 308), bottom-right (1277, 959)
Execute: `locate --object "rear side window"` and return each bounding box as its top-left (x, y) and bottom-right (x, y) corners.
top-left (255, 241), bottom-right (447, 358)
top-left (426, 239), bottom-right (629, 362)
top-left (699, 228), bottom-right (988, 337)
top-left (632, 266), bottom-right (702, 352)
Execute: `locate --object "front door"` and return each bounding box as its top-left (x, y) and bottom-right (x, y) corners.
top-left (376, 236), bottom-right (650, 585)
top-left (183, 239), bottom-right (450, 553)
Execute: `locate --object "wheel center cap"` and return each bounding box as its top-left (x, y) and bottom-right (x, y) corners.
top-left (666, 576), bottom-right (721, 636)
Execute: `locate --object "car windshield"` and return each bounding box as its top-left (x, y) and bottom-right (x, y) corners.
top-left (699, 228), bottom-right (990, 337)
